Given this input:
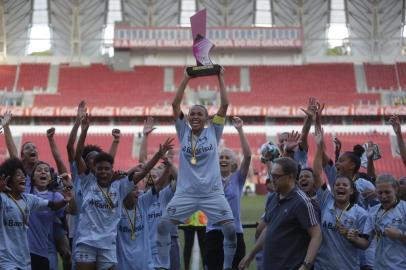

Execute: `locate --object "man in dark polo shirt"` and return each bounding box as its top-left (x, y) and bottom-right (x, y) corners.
top-left (239, 157), bottom-right (322, 270)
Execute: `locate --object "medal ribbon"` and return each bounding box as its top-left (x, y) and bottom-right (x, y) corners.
top-left (124, 206), bottom-right (136, 240)
top-left (190, 131), bottom-right (198, 164)
top-left (7, 193), bottom-right (28, 226)
top-left (374, 206), bottom-right (395, 240)
top-left (334, 203), bottom-right (350, 227)
top-left (97, 184), bottom-right (114, 209)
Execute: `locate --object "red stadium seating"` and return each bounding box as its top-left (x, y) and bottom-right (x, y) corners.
top-left (33, 63), bottom-right (381, 108)
top-left (0, 65), bottom-right (16, 91)
top-left (363, 63), bottom-right (398, 90)
top-left (35, 64), bottom-right (173, 107)
top-left (241, 64), bottom-right (380, 106)
top-left (16, 64), bottom-right (50, 91)
top-left (397, 62), bottom-right (406, 90)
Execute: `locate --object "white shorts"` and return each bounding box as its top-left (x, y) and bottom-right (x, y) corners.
top-left (164, 193), bottom-right (234, 224)
top-left (74, 243), bottom-right (116, 270)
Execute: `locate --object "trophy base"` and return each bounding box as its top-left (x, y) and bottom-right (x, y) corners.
top-left (186, 64), bottom-right (221, 77)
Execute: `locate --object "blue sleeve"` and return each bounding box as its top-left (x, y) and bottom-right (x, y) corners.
top-left (356, 207), bottom-right (368, 232)
top-left (236, 171), bottom-right (245, 190)
top-left (118, 177), bottom-right (135, 200)
top-left (139, 190), bottom-right (155, 209)
top-left (175, 116), bottom-right (189, 141)
top-left (159, 186), bottom-right (174, 205)
top-left (295, 197), bottom-right (319, 228)
top-left (79, 173), bottom-right (96, 192)
top-left (294, 149), bottom-right (308, 168)
top-left (26, 194), bottom-right (49, 211)
top-left (263, 193), bottom-right (276, 224)
top-left (70, 161), bottom-right (79, 182)
top-left (54, 192), bottom-right (66, 217)
top-left (323, 163), bottom-right (337, 189)
top-left (210, 122), bottom-right (224, 143)
top-left (362, 208), bottom-right (376, 238)
top-left (317, 189), bottom-right (332, 210)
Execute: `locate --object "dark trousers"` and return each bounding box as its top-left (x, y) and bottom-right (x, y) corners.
top-left (204, 230), bottom-right (246, 270)
top-left (182, 226), bottom-right (206, 270)
top-left (30, 253), bottom-right (50, 270)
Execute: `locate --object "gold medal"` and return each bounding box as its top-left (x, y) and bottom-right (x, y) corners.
top-left (191, 157), bottom-right (197, 165)
top-left (131, 234), bottom-right (135, 240)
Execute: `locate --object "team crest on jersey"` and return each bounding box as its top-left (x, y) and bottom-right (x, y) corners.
top-left (343, 218), bottom-right (354, 226)
top-left (167, 206), bottom-right (176, 215)
top-left (392, 217), bottom-right (402, 224)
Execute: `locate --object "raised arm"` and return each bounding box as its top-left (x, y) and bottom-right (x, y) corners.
top-left (1, 111), bottom-right (19, 159)
top-left (233, 116), bottom-right (251, 180)
top-left (172, 69), bottom-right (190, 119)
top-left (67, 100), bottom-right (87, 163)
top-left (333, 137), bottom-right (342, 163)
top-left (313, 127), bottom-right (325, 190)
top-left (366, 141), bottom-right (376, 179)
top-left (108, 129), bottom-right (121, 159)
top-left (389, 115), bottom-right (406, 166)
top-left (48, 181), bottom-right (74, 211)
top-left (216, 68), bottom-right (229, 117)
top-left (279, 131), bottom-right (301, 159)
top-left (314, 103), bottom-right (330, 166)
top-left (47, 127), bottom-right (68, 174)
top-left (74, 114), bottom-right (90, 175)
top-left (139, 117), bottom-right (156, 163)
top-left (154, 158), bottom-right (173, 192)
top-left (299, 97), bottom-right (317, 152)
top-left (130, 138), bottom-right (174, 184)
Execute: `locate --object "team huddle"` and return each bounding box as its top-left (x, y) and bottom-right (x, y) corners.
top-left (0, 68), bottom-right (405, 270)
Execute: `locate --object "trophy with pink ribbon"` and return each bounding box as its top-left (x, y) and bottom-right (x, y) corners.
top-left (186, 9), bottom-right (221, 77)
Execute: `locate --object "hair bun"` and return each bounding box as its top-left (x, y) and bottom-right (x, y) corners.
top-left (352, 144), bottom-right (365, 158)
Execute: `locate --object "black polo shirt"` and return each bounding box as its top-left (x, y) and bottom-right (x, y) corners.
top-left (263, 187), bottom-right (319, 270)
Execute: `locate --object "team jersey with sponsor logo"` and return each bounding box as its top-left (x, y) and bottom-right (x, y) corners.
top-left (0, 192), bottom-right (49, 270)
top-left (117, 191), bottom-right (155, 270)
top-left (175, 115), bottom-right (224, 197)
top-left (363, 201), bottom-right (406, 270)
top-left (146, 186), bottom-right (175, 266)
top-left (315, 189), bottom-right (367, 270)
top-left (75, 173), bottom-right (134, 249)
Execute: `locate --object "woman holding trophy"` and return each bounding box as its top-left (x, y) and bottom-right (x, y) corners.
top-left (155, 67), bottom-right (237, 270)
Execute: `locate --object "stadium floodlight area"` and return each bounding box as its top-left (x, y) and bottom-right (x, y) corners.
top-left (196, 0), bottom-right (255, 26)
top-left (122, 0), bottom-right (180, 26)
top-left (271, 0), bottom-right (329, 57)
top-left (346, 0), bottom-right (404, 60)
top-left (49, 0), bottom-right (108, 57)
top-left (1, 0), bottom-right (32, 56)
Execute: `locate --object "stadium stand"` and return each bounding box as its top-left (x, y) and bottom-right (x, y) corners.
top-left (396, 62), bottom-right (406, 90)
top-left (0, 65), bottom-right (17, 91)
top-left (363, 63), bottom-right (399, 90)
top-left (16, 63), bottom-right (50, 91)
top-left (31, 63), bottom-right (385, 108)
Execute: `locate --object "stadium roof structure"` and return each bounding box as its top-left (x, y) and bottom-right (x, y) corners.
top-left (48, 0), bottom-right (108, 57)
top-left (1, 0), bottom-right (33, 56)
top-left (0, 0), bottom-right (405, 60)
